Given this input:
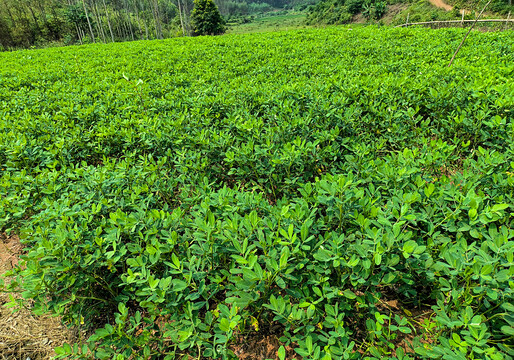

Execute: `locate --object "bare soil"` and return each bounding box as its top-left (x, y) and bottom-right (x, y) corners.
top-left (231, 333), bottom-right (301, 360)
top-left (429, 0), bottom-right (453, 11)
top-left (352, 3), bottom-right (409, 24)
top-left (381, 3), bottom-right (411, 23)
top-left (0, 234), bottom-right (76, 360)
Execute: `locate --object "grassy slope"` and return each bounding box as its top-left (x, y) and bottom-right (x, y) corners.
top-left (226, 13), bottom-right (309, 34)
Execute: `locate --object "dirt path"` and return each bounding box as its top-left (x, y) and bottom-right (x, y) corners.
top-left (0, 234), bottom-right (76, 359)
top-left (429, 0), bottom-right (454, 11)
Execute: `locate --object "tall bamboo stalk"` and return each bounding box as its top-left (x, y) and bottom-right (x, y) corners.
top-left (177, 0), bottom-right (185, 36)
top-left (101, 0), bottom-right (114, 41)
top-left (81, 0), bottom-right (95, 42)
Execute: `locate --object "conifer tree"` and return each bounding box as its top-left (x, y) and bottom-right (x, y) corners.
top-left (190, 0), bottom-right (225, 36)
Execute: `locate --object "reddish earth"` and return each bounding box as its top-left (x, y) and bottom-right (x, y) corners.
top-left (0, 235), bottom-right (22, 272)
top-left (429, 0), bottom-right (454, 11)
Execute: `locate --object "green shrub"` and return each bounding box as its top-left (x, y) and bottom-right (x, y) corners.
top-left (347, 0), bottom-right (365, 14)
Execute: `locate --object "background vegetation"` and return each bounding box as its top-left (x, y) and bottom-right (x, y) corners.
top-left (1, 0), bottom-right (512, 49)
top-left (448, 0), bottom-right (513, 14)
top-left (0, 0), bottom-right (314, 49)
top-left (306, 0), bottom-right (514, 26)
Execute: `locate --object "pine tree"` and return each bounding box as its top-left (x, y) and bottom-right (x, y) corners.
top-left (190, 0), bottom-right (225, 36)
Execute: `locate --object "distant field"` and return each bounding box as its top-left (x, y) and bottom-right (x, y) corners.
top-left (1, 27), bottom-right (513, 359)
top-left (226, 13), bottom-right (308, 34)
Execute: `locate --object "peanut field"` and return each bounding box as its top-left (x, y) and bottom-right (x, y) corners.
top-left (0, 26), bottom-right (513, 359)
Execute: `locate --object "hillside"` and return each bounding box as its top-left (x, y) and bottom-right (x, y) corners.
top-left (305, 0), bottom-right (514, 26)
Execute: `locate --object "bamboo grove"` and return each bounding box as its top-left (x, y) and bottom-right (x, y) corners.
top-left (0, 0), bottom-right (195, 48)
top-left (0, 0), bottom-right (300, 49)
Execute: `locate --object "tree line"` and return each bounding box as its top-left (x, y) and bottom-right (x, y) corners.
top-left (0, 0), bottom-right (296, 49)
top-left (0, 0), bottom-right (196, 48)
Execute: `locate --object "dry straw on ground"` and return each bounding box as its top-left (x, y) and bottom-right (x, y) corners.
top-left (0, 234), bottom-right (76, 360)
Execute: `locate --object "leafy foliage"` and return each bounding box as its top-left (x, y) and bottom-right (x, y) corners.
top-left (306, 0), bottom-right (390, 24)
top-left (390, 0), bottom-right (461, 25)
top-left (449, 0), bottom-right (514, 15)
top-left (0, 26), bottom-right (513, 359)
top-left (306, 0), bottom-right (354, 24)
top-left (362, 0), bottom-right (386, 19)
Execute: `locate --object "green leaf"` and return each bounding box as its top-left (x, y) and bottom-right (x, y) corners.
top-left (399, 326), bottom-right (411, 334)
top-left (470, 229), bottom-right (481, 238)
top-left (148, 275), bottom-right (159, 289)
top-left (452, 333), bottom-right (461, 344)
top-left (501, 326), bottom-right (514, 336)
top-left (382, 272), bottom-right (396, 284)
top-left (306, 335), bottom-right (313, 354)
top-left (403, 240), bottom-right (417, 254)
top-left (171, 253), bottom-right (181, 269)
top-left (160, 276), bottom-right (172, 290)
top-left (374, 253), bottom-right (382, 265)
top-left (276, 276), bottom-right (286, 289)
top-left (278, 345), bottom-right (286, 360)
top-left (281, 205), bottom-right (290, 217)
top-left (342, 289), bottom-right (356, 299)
top-left (295, 348), bottom-right (310, 357)
top-left (491, 204), bottom-right (509, 212)
top-left (280, 246), bottom-right (290, 268)
top-left (424, 183), bottom-right (435, 198)
top-left (118, 302), bottom-right (127, 315)
top-left (470, 315), bottom-right (481, 326)
top-left (219, 318), bottom-right (231, 332)
top-left (314, 248), bottom-right (333, 262)
top-left (146, 244), bottom-right (157, 255)
top-left (172, 279), bottom-right (188, 292)
top-left (96, 349), bottom-right (112, 359)
top-left (362, 258), bottom-right (371, 269)
top-left (501, 302), bottom-right (514, 312)
top-left (481, 265), bottom-right (493, 276)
